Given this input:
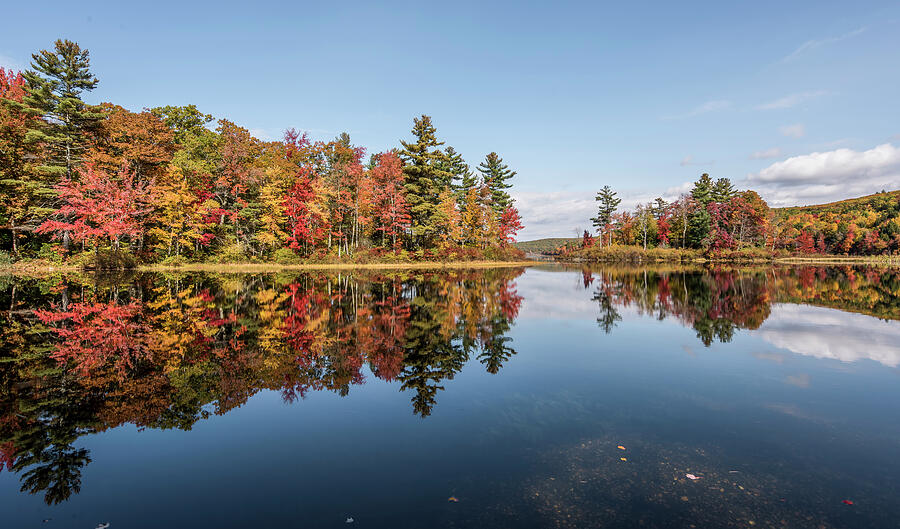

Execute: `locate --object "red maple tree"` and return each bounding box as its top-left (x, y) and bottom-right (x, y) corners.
top-left (36, 165), bottom-right (152, 252)
top-left (369, 151), bottom-right (411, 251)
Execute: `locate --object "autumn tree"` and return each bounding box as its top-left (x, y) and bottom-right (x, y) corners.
top-left (498, 206), bottom-right (524, 244)
top-left (368, 151), bottom-right (410, 250)
top-left (148, 166), bottom-right (209, 258)
top-left (36, 165), bottom-right (151, 258)
top-left (87, 103), bottom-right (175, 182)
top-left (461, 186), bottom-right (488, 247)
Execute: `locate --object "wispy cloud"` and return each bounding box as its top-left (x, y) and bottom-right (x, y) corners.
top-left (0, 52), bottom-right (23, 71)
top-left (782, 26), bottom-right (867, 62)
top-left (779, 123), bottom-right (806, 138)
top-left (679, 155), bottom-right (714, 167)
top-left (749, 147), bottom-right (783, 160)
top-left (744, 142), bottom-right (900, 206)
top-left (662, 100), bottom-right (731, 120)
top-left (756, 90), bottom-right (827, 110)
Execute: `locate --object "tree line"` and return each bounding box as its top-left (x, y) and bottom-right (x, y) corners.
top-left (582, 174), bottom-right (900, 256)
top-left (0, 40), bottom-right (525, 265)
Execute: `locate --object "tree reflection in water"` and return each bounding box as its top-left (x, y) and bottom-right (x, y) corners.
top-left (2, 264), bottom-right (899, 504)
top-left (578, 265), bottom-right (900, 346)
top-left (0, 268), bottom-right (524, 503)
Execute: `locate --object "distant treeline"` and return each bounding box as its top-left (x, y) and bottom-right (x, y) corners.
top-left (0, 40), bottom-right (525, 267)
top-left (558, 176), bottom-right (900, 256)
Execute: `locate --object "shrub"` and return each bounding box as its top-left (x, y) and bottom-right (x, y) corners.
top-left (273, 247), bottom-right (302, 265)
top-left (213, 242), bottom-right (250, 263)
top-left (0, 250), bottom-right (12, 266)
top-left (159, 255), bottom-right (189, 267)
top-left (483, 245), bottom-right (526, 261)
top-left (75, 249), bottom-right (138, 269)
top-left (37, 243), bottom-right (66, 264)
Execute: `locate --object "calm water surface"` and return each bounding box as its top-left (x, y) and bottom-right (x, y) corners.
top-left (2, 265), bottom-right (900, 528)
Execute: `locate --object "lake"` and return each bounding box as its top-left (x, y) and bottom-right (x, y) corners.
top-left (2, 264), bottom-right (899, 528)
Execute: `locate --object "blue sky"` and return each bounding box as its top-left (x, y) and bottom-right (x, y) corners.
top-left (2, 1), bottom-right (899, 239)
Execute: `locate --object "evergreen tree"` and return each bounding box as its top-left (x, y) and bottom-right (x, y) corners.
top-left (477, 152), bottom-right (516, 214)
top-left (0, 68), bottom-right (49, 255)
top-left (690, 173), bottom-right (714, 206)
top-left (592, 185), bottom-right (621, 246)
top-left (688, 174), bottom-right (715, 248)
top-left (399, 115), bottom-right (452, 247)
top-left (712, 177), bottom-right (736, 203)
top-left (19, 40), bottom-right (102, 180)
top-left (442, 146), bottom-right (476, 207)
top-left (652, 197), bottom-right (668, 220)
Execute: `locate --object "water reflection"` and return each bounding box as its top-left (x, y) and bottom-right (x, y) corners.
top-left (575, 264), bottom-right (900, 347)
top-left (0, 264), bottom-right (898, 509)
top-left (0, 269), bottom-right (525, 504)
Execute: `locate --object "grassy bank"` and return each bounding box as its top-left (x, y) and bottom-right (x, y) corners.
top-left (557, 245), bottom-right (900, 265)
top-left (1, 258), bottom-right (537, 275)
top-left (137, 260), bottom-right (536, 272)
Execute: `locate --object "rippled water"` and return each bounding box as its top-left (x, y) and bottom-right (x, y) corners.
top-left (1, 265), bottom-right (899, 528)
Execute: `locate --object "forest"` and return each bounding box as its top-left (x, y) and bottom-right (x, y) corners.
top-left (561, 175), bottom-right (900, 258)
top-left (0, 40), bottom-right (525, 268)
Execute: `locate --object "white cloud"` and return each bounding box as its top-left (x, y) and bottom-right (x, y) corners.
top-left (664, 181), bottom-right (694, 198)
top-left (750, 147), bottom-right (783, 160)
top-left (512, 190), bottom-right (597, 240)
top-left (513, 187), bottom-right (672, 240)
top-left (782, 26), bottom-right (867, 62)
top-left (756, 91), bottom-right (827, 110)
top-left (744, 143), bottom-right (900, 206)
top-left (662, 100), bottom-right (731, 120)
top-left (755, 304), bottom-right (900, 367)
top-left (779, 123), bottom-right (805, 138)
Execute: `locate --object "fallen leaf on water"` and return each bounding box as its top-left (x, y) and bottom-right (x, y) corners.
top-left (842, 500), bottom-right (854, 505)
top-left (620, 457), bottom-right (627, 461)
top-left (617, 445), bottom-right (626, 450)
top-left (448, 496), bottom-right (459, 503)
top-left (685, 474), bottom-right (700, 480)
top-left (345, 517), bottom-right (354, 524)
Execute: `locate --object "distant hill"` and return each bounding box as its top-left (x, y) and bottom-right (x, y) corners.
top-left (775, 190), bottom-right (900, 215)
top-left (514, 237), bottom-right (582, 254)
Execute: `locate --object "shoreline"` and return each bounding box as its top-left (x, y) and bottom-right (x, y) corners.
top-left (555, 255), bottom-right (900, 266)
top-left (0, 260), bottom-right (538, 275)
top-left (4, 255), bottom-right (899, 276)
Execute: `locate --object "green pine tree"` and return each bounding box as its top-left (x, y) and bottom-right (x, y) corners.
top-left (652, 197), bottom-right (668, 220)
top-left (477, 152), bottom-right (516, 214)
top-left (399, 115), bottom-right (453, 248)
top-left (19, 40), bottom-right (102, 180)
top-left (592, 185), bottom-right (621, 246)
top-left (442, 146), bottom-right (477, 207)
top-left (690, 173), bottom-right (714, 206)
top-left (686, 173), bottom-right (717, 247)
top-left (712, 177), bottom-right (736, 203)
